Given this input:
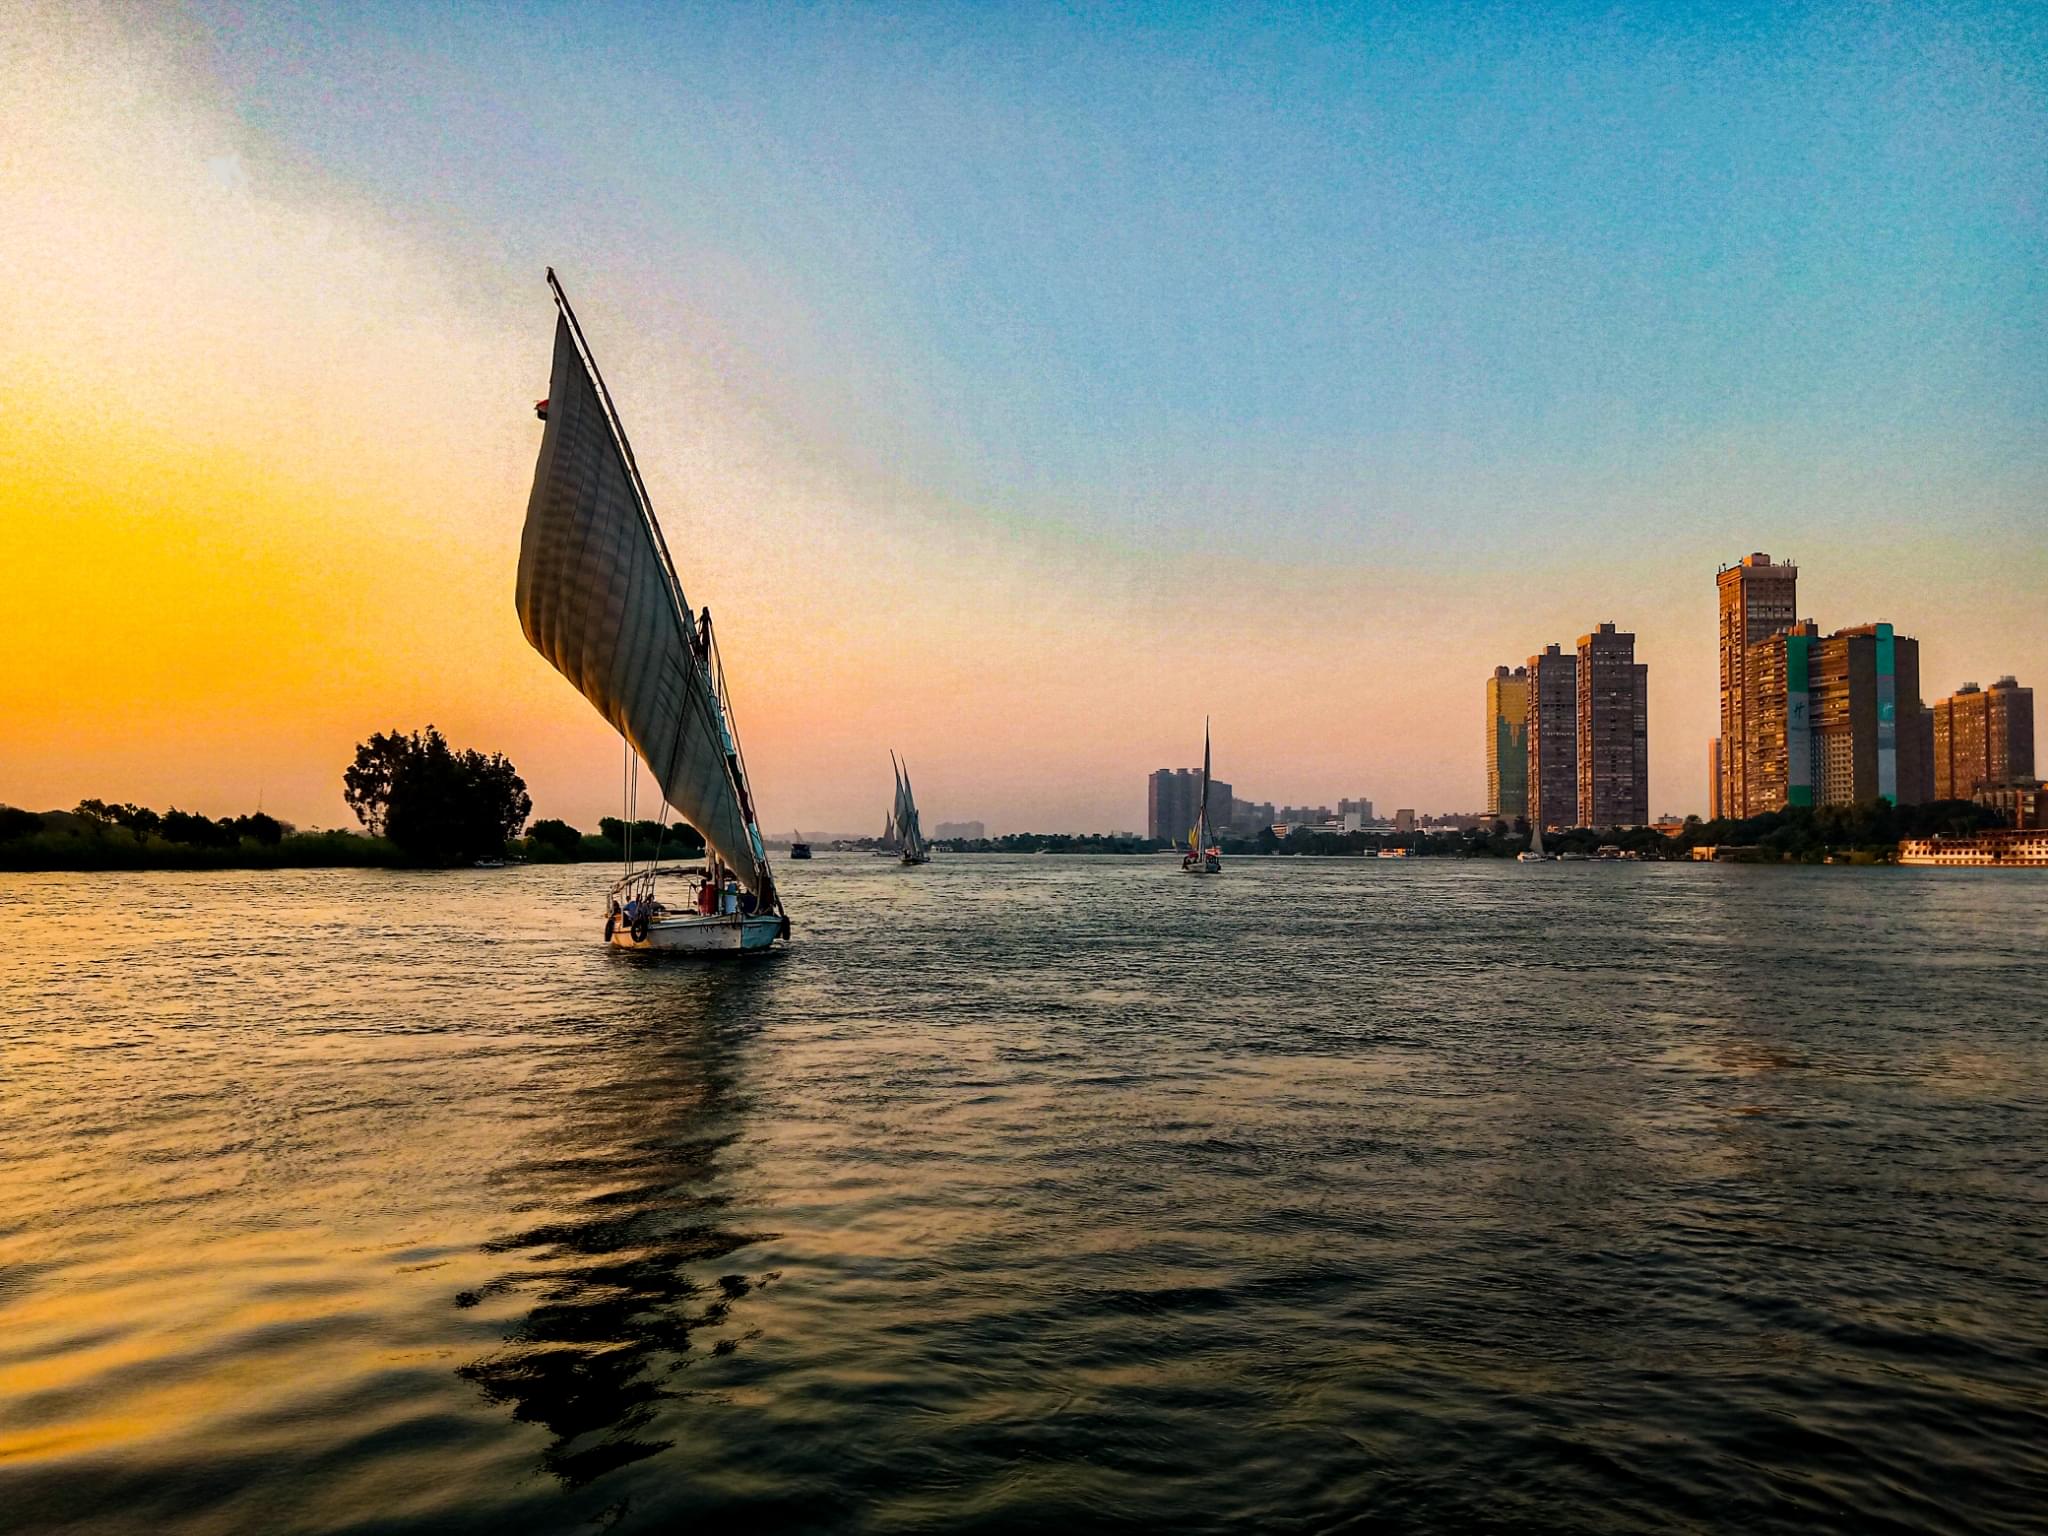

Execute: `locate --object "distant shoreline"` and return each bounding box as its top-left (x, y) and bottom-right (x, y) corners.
top-left (0, 827), bottom-right (653, 875)
top-left (0, 844), bottom-right (1992, 874)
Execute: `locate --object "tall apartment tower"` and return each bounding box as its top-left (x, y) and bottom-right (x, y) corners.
top-left (1485, 664), bottom-right (1530, 820)
top-left (1812, 625), bottom-right (1926, 806)
top-left (1577, 623), bottom-right (1649, 827)
top-left (1742, 622), bottom-right (1928, 810)
top-left (1146, 769), bottom-right (1196, 843)
top-left (1932, 676), bottom-right (2035, 798)
top-left (1718, 554), bottom-right (1799, 819)
top-left (1744, 621), bottom-right (1822, 811)
top-left (1525, 643), bottom-right (1579, 830)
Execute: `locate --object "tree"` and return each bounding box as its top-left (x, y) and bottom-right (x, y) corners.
top-left (343, 726), bottom-right (531, 865)
top-left (528, 818), bottom-right (583, 856)
top-left (599, 816), bottom-right (704, 855)
top-left (226, 812), bottom-right (287, 846)
top-left (75, 800), bottom-right (160, 839)
top-left (161, 809), bottom-right (233, 847)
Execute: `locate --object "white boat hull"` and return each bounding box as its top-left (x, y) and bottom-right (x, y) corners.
top-left (608, 912), bottom-right (785, 954)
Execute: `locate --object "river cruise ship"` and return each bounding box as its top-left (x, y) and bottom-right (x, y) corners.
top-left (1898, 830), bottom-right (2048, 867)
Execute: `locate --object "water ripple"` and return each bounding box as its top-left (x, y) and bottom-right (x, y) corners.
top-left (0, 859), bottom-right (2044, 1533)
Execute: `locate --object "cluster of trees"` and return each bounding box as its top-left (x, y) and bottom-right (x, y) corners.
top-left (343, 727), bottom-right (531, 866)
top-left (1663, 799), bottom-right (2002, 862)
top-left (4, 724), bottom-right (732, 872)
top-left (3, 727), bottom-right (542, 871)
top-left (0, 799), bottom-right (396, 871)
top-left (522, 816), bottom-right (705, 863)
top-left (73, 799), bottom-right (289, 847)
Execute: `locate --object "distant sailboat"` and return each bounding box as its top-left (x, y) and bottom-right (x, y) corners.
top-left (892, 752), bottom-right (930, 865)
top-left (516, 269), bottom-right (788, 953)
top-left (1517, 820), bottom-right (1554, 862)
top-left (1182, 719), bottom-right (1223, 875)
top-left (789, 832), bottom-right (812, 860)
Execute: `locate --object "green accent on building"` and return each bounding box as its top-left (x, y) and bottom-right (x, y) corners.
top-left (1786, 634), bottom-right (1814, 808)
top-left (1875, 622), bottom-right (1898, 804)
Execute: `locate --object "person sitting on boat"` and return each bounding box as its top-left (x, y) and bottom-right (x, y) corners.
top-left (721, 876), bottom-right (739, 916)
top-left (696, 879), bottom-right (717, 916)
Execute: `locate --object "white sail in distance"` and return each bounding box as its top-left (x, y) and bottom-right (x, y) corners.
top-left (515, 281), bottom-right (771, 896)
top-left (892, 752), bottom-right (926, 860)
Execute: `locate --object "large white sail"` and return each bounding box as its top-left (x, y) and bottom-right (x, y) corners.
top-left (516, 289), bottom-right (770, 895)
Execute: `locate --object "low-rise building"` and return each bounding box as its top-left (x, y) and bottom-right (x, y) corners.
top-left (1974, 780), bottom-right (2048, 829)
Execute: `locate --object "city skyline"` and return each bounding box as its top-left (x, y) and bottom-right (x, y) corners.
top-left (4, 4), bottom-right (2044, 834)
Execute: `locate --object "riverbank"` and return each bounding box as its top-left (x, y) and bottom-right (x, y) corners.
top-left (0, 812), bottom-right (650, 873)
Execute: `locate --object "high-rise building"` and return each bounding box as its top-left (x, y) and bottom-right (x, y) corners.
top-left (1741, 622), bottom-right (1927, 810)
top-left (1576, 623), bottom-right (1649, 827)
top-left (1145, 769), bottom-right (1230, 842)
top-left (1932, 676), bottom-right (2035, 799)
top-left (1485, 665), bottom-right (1530, 820)
top-left (1526, 643), bottom-right (1578, 830)
top-left (1230, 798), bottom-right (1277, 834)
top-left (1811, 625), bottom-right (1926, 806)
top-left (1146, 769), bottom-right (1195, 843)
top-left (1718, 553), bottom-right (1799, 819)
top-left (1744, 621), bottom-right (1821, 811)
top-left (1707, 738), bottom-right (1722, 820)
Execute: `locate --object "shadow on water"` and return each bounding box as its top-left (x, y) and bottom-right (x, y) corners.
top-left (453, 964), bottom-right (781, 1490)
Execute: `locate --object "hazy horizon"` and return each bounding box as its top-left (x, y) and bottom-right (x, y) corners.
top-left (4, 3), bottom-right (2042, 835)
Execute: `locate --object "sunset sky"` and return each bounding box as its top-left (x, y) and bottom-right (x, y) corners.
top-left (3, 2), bottom-right (2042, 834)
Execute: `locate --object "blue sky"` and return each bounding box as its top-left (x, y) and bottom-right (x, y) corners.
top-left (187, 0), bottom-right (2044, 557)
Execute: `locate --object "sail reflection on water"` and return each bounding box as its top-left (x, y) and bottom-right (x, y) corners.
top-left (453, 996), bottom-right (778, 1489)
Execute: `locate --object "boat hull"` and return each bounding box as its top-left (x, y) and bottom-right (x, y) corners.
top-left (608, 912), bottom-right (785, 954)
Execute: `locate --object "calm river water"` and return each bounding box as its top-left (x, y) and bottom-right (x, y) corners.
top-left (1, 856), bottom-right (2043, 1534)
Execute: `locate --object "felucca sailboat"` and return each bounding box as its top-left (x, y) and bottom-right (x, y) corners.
top-left (517, 270), bottom-right (788, 953)
top-left (892, 752), bottom-right (930, 865)
top-left (1183, 718), bottom-right (1223, 874)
